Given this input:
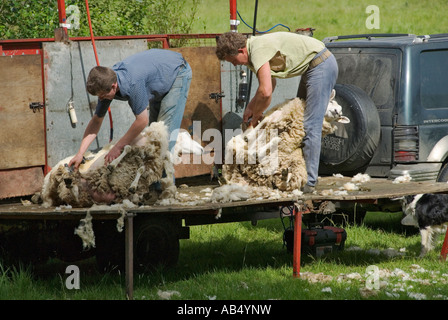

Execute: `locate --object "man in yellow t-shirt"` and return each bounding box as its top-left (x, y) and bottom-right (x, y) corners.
top-left (216, 32), bottom-right (338, 193)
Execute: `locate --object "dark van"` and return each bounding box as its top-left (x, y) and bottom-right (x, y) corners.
top-left (320, 34), bottom-right (448, 183)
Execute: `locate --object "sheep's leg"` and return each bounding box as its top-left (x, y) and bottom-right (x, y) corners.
top-left (129, 166), bottom-right (145, 193)
top-left (281, 168), bottom-right (289, 183)
top-left (247, 129), bottom-right (274, 163)
top-left (287, 172), bottom-right (292, 184)
top-left (108, 145), bottom-right (132, 169)
top-left (257, 135), bottom-right (280, 159)
top-left (69, 184), bottom-right (80, 203)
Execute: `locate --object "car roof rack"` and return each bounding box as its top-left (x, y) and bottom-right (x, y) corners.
top-left (323, 33), bottom-right (448, 44)
top-left (323, 33), bottom-right (415, 43)
top-left (421, 33), bottom-right (448, 39)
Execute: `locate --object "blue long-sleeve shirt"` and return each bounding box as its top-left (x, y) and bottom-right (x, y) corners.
top-left (95, 49), bottom-right (185, 117)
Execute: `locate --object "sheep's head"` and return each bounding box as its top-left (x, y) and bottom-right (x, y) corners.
top-left (325, 89), bottom-right (350, 124)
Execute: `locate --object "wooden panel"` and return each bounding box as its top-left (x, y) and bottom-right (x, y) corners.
top-left (0, 167), bottom-right (44, 199)
top-left (170, 47), bottom-right (222, 178)
top-left (0, 55), bottom-right (45, 169)
top-left (174, 153), bottom-right (216, 179)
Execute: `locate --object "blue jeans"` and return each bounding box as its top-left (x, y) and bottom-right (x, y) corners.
top-left (297, 49), bottom-right (338, 187)
top-left (150, 60), bottom-right (192, 152)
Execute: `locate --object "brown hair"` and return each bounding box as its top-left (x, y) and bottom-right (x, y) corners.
top-left (86, 66), bottom-right (117, 95)
top-left (215, 32), bottom-right (247, 60)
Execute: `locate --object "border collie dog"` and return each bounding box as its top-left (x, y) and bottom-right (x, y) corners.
top-left (401, 194), bottom-right (448, 257)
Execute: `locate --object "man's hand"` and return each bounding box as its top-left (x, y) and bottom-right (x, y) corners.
top-left (243, 106), bottom-right (263, 127)
top-left (68, 153), bottom-right (84, 171)
top-left (103, 109), bottom-right (148, 165)
top-left (104, 145), bottom-right (123, 165)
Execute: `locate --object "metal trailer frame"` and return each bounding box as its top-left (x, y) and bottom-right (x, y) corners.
top-left (0, 196), bottom-right (292, 300)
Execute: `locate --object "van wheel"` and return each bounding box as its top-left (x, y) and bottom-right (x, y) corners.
top-left (320, 84), bottom-right (381, 175)
top-left (437, 162), bottom-right (448, 182)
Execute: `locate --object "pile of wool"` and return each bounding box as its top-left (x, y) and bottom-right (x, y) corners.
top-left (319, 173), bottom-right (372, 196)
top-left (155, 184), bottom-right (299, 207)
top-left (393, 173), bottom-right (412, 184)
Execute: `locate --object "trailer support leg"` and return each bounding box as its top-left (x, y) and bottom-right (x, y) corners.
top-left (293, 205), bottom-right (303, 278)
top-left (125, 213), bottom-right (134, 300)
top-left (440, 227), bottom-right (448, 262)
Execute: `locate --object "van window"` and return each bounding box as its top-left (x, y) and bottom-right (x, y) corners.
top-left (420, 50), bottom-right (448, 109)
top-left (333, 50), bottom-right (398, 110)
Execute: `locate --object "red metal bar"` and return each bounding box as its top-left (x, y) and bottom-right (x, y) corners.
top-left (440, 227), bottom-right (448, 261)
top-left (0, 40), bottom-right (43, 56)
top-left (0, 34), bottom-right (222, 47)
top-left (229, 0), bottom-right (238, 31)
top-left (57, 0), bottom-right (67, 24)
top-left (293, 205), bottom-right (302, 278)
top-left (56, 0), bottom-right (68, 37)
top-left (85, 0), bottom-right (100, 66)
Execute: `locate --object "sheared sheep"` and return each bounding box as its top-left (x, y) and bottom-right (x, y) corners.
top-left (39, 121), bottom-right (183, 208)
top-left (222, 89), bottom-right (349, 191)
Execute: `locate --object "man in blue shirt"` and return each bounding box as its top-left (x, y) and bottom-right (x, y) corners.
top-left (69, 49), bottom-right (192, 170)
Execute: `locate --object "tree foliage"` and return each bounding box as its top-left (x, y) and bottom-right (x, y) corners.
top-left (0, 0), bottom-right (201, 40)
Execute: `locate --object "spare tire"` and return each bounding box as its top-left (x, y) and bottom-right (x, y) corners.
top-left (319, 84), bottom-right (380, 175)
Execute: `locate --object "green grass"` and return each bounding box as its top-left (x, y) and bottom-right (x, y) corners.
top-left (1, 212), bottom-right (448, 301)
top-left (188, 0), bottom-right (448, 39)
top-left (2, 0), bottom-right (448, 303)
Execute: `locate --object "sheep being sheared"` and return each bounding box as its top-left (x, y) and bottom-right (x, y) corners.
top-left (222, 89), bottom-right (349, 191)
top-left (40, 121), bottom-right (178, 208)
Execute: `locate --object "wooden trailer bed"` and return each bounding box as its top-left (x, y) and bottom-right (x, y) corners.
top-left (1, 176), bottom-right (448, 299)
top-left (2, 176), bottom-right (448, 216)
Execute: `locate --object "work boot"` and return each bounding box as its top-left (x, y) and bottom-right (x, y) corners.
top-left (302, 184), bottom-right (315, 194)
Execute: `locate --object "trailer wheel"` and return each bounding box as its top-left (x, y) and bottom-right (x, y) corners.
top-left (94, 221), bottom-right (125, 272)
top-left (95, 217), bottom-right (180, 273)
top-left (134, 217), bottom-right (180, 271)
top-left (0, 221), bottom-right (50, 266)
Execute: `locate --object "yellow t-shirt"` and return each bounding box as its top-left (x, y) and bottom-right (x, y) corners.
top-left (246, 32), bottom-right (325, 78)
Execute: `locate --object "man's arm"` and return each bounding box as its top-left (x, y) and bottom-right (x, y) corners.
top-left (69, 114), bottom-right (104, 170)
top-left (104, 108), bottom-right (149, 164)
top-left (243, 62), bottom-right (275, 127)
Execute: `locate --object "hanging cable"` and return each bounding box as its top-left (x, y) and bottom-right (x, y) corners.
top-left (245, 0), bottom-right (260, 112)
top-left (85, 0), bottom-right (114, 142)
top-left (237, 10), bottom-right (290, 33)
top-left (67, 43), bottom-right (78, 128)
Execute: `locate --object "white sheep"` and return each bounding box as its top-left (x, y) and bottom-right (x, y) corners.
top-left (39, 121), bottom-right (183, 208)
top-left (222, 90), bottom-right (349, 191)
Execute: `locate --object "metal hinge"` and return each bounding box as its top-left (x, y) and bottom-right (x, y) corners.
top-left (209, 92), bottom-right (225, 103)
top-left (29, 102), bottom-right (44, 113)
